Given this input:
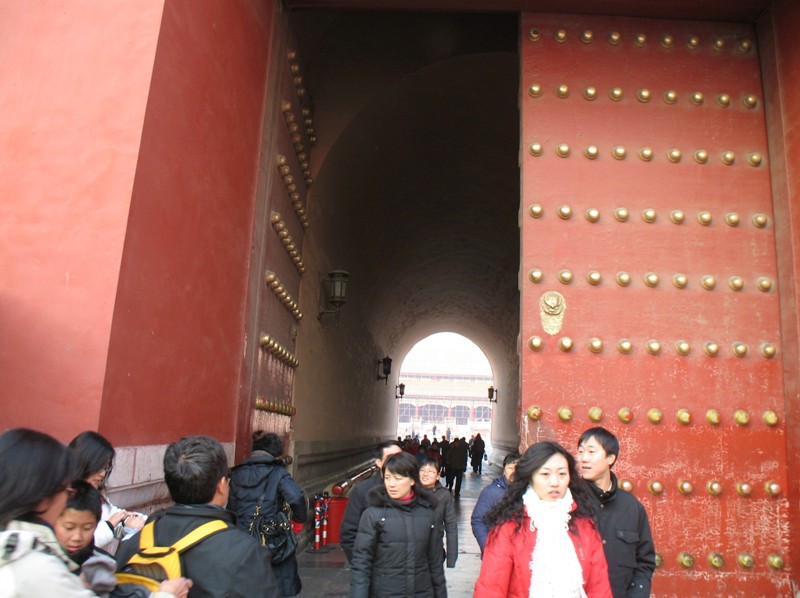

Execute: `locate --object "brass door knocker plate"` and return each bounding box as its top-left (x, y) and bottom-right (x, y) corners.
top-left (540, 291), bottom-right (565, 334)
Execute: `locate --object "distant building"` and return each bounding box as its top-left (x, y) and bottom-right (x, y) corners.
top-left (396, 371), bottom-right (492, 440)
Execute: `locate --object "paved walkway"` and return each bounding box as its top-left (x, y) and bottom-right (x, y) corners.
top-left (296, 464), bottom-right (499, 597)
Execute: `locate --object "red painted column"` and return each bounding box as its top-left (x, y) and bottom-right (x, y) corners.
top-left (0, 0), bottom-right (278, 449)
top-left (0, 1), bottom-right (166, 439)
top-left (99, 0), bottom-right (276, 446)
top-left (759, 0), bottom-right (800, 573)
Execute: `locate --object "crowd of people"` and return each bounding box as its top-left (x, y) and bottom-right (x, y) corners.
top-left (0, 428), bottom-right (298, 598)
top-left (395, 432), bottom-right (487, 498)
top-left (343, 427), bottom-right (655, 597)
top-left (0, 424), bottom-right (654, 598)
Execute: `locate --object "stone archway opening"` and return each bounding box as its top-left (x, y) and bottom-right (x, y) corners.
top-left (395, 332), bottom-right (494, 447)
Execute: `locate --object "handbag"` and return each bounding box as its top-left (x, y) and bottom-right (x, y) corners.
top-left (248, 469), bottom-right (298, 564)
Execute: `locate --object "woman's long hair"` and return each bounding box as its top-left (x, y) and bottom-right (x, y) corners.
top-left (68, 431), bottom-right (115, 491)
top-left (484, 441), bottom-right (593, 533)
top-left (0, 428), bottom-right (75, 528)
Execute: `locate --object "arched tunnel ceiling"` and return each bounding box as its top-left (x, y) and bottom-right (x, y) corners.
top-left (292, 12), bottom-right (521, 371)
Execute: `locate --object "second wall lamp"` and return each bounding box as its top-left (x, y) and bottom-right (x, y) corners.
top-left (377, 356), bottom-right (392, 384)
top-left (488, 385), bottom-right (498, 403)
top-left (395, 383), bottom-right (405, 399)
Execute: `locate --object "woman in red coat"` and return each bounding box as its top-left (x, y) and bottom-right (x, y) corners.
top-left (474, 441), bottom-right (612, 598)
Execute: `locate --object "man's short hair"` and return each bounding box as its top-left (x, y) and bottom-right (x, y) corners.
top-left (373, 440), bottom-right (400, 461)
top-left (65, 480), bottom-right (102, 522)
top-left (503, 452), bottom-right (521, 467)
top-left (578, 427), bottom-right (620, 466)
top-left (164, 435), bottom-right (228, 505)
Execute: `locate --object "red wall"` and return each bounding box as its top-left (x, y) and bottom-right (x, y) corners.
top-left (99, 0), bottom-right (276, 445)
top-left (0, 1), bottom-right (165, 440)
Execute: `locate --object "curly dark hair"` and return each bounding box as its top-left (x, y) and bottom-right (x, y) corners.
top-left (484, 441), bottom-right (593, 534)
top-left (252, 431), bottom-right (283, 456)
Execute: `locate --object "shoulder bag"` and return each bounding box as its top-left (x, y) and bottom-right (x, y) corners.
top-left (248, 469), bottom-right (298, 564)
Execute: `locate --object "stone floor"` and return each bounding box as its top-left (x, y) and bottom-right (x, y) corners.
top-left (295, 464), bottom-right (498, 597)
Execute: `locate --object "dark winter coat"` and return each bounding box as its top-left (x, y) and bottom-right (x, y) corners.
top-left (340, 471), bottom-right (382, 563)
top-left (470, 437), bottom-right (485, 467)
top-left (227, 452), bottom-right (308, 597)
top-left (444, 441), bottom-right (468, 471)
top-left (429, 483), bottom-right (457, 568)
top-left (470, 475), bottom-right (508, 554)
top-left (350, 486), bottom-right (446, 598)
top-left (114, 504), bottom-right (279, 598)
top-left (584, 474), bottom-right (656, 598)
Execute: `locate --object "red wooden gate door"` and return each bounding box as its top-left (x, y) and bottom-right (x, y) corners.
top-left (519, 13), bottom-right (789, 597)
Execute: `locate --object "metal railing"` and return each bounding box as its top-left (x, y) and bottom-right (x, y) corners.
top-left (331, 464), bottom-right (376, 496)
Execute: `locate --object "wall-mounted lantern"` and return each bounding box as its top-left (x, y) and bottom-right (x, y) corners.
top-left (395, 383), bottom-right (405, 399)
top-left (377, 356), bottom-right (392, 384)
top-left (318, 270), bottom-right (350, 320)
top-left (488, 386), bottom-right (499, 403)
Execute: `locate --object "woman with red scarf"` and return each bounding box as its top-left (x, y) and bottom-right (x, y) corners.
top-left (474, 441), bottom-right (612, 598)
top-left (350, 452), bottom-right (446, 598)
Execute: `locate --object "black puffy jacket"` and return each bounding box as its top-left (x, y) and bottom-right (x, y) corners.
top-left (350, 486), bottom-right (446, 598)
top-left (584, 474), bottom-right (656, 598)
top-left (227, 452), bottom-right (308, 597)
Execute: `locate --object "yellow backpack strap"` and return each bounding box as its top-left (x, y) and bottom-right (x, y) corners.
top-left (138, 520), bottom-right (157, 548)
top-left (170, 520), bottom-right (230, 552)
top-left (115, 572), bottom-right (162, 592)
top-left (117, 519), bottom-right (230, 586)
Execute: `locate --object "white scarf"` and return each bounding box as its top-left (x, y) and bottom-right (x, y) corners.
top-left (522, 486), bottom-right (587, 598)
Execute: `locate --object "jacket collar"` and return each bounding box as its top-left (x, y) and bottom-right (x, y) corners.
top-left (238, 452), bottom-right (282, 466)
top-left (0, 520), bottom-right (78, 572)
top-left (366, 484), bottom-right (438, 510)
top-left (587, 472), bottom-right (618, 503)
top-left (166, 503), bottom-right (238, 524)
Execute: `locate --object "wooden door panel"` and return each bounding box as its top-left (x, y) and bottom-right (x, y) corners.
top-left (520, 13), bottom-right (789, 596)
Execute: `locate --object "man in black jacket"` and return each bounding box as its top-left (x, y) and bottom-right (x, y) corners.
top-left (577, 427), bottom-right (656, 598)
top-left (339, 440), bottom-right (401, 563)
top-left (444, 437), bottom-right (468, 498)
top-left (116, 435), bottom-right (279, 597)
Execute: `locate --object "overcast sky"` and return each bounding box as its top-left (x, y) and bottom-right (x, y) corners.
top-left (400, 332), bottom-right (492, 376)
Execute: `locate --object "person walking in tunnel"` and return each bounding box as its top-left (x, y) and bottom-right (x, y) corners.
top-left (419, 457), bottom-right (458, 571)
top-left (349, 452), bottom-right (446, 598)
top-left (444, 437), bottom-right (468, 498)
top-left (470, 433), bottom-right (486, 475)
top-left (420, 434), bottom-right (431, 451)
top-left (227, 431), bottom-right (308, 597)
top-left (577, 427), bottom-right (655, 598)
top-left (438, 436), bottom-right (449, 476)
top-left (474, 441), bottom-right (612, 598)
top-left (470, 451), bottom-right (520, 557)
top-left (339, 441), bottom-right (402, 563)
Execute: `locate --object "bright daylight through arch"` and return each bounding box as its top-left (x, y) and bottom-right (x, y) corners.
top-left (396, 332), bottom-right (494, 443)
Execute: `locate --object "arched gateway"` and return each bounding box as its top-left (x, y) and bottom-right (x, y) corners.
top-left (3, 2), bottom-right (799, 595)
